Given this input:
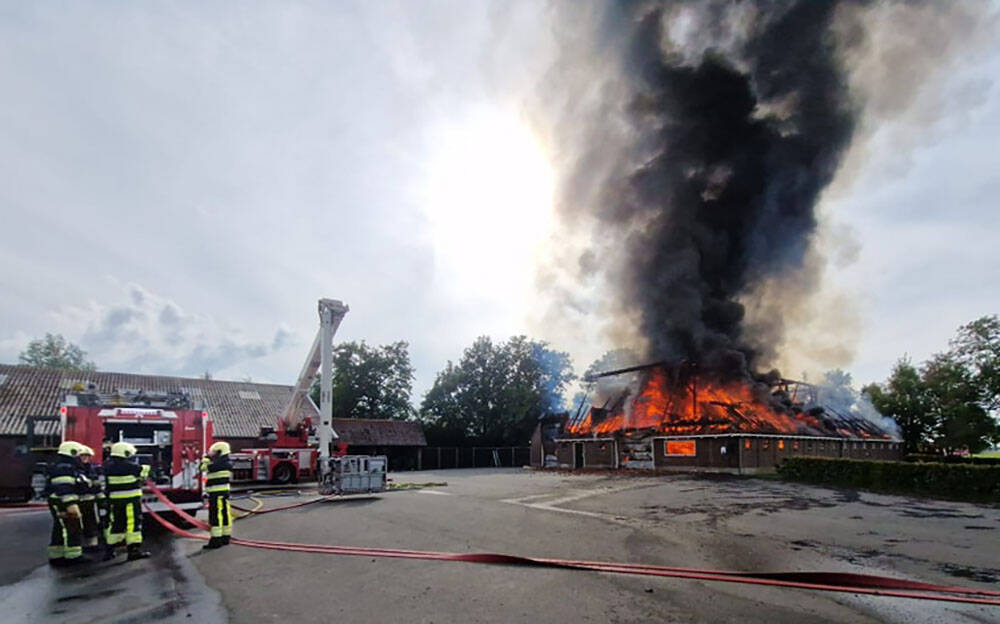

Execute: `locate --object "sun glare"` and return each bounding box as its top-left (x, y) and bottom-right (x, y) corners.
top-left (419, 108), bottom-right (555, 304)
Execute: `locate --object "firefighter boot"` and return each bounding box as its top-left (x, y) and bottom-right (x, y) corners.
top-left (202, 537), bottom-right (224, 550)
top-left (221, 536), bottom-right (230, 546)
top-left (126, 544), bottom-right (151, 561)
top-left (102, 544), bottom-right (117, 561)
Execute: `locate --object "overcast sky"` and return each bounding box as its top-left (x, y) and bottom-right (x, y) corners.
top-left (1, 2), bottom-right (998, 401)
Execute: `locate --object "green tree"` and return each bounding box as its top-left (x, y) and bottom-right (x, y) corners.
top-left (865, 316), bottom-right (1000, 455)
top-left (531, 341), bottom-right (576, 412)
top-left (18, 333), bottom-right (96, 372)
top-left (922, 353), bottom-right (997, 454)
top-left (310, 341), bottom-right (415, 420)
top-left (419, 361), bottom-right (467, 445)
top-left (949, 315), bottom-right (1000, 413)
top-left (419, 336), bottom-right (575, 446)
top-left (863, 359), bottom-right (933, 454)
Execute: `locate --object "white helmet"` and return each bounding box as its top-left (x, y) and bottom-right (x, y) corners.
top-left (110, 441), bottom-right (137, 458)
top-left (58, 441), bottom-right (84, 457)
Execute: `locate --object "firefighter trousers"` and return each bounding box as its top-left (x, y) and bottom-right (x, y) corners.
top-left (208, 493), bottom-right (232, 538)
top-left (79, 497), bottom-right (101, 547)
top-left (48, 500), bottom-right (83, 561)
top-left (106, 497), bottom-right (143, 546)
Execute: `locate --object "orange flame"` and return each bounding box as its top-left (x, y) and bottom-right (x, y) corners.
top-left (567, 368), bottom-right (882, 438)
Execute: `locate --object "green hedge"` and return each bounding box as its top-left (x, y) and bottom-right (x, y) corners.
top-left (777, 457), bottom-right (1000, 503)
top-left (905, 453), bottom-right (1000, 466)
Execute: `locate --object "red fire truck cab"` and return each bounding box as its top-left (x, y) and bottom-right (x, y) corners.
top-left (231, 420), bottom-right (348, 485)
top-left (61, 388), bottom-right (210, 515)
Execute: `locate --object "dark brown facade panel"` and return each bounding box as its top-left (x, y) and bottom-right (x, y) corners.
top-left (540, 435), bottom-right (903, 473)
top-left (554, 442), bottom-right (574, 468)
top-left (530, 427), bottom-right (543, 467)
top-left (582, 440), bottom-right (616, 468)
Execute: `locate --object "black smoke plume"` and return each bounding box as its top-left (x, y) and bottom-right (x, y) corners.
top-left (565, 1), bottom-right (858, 377)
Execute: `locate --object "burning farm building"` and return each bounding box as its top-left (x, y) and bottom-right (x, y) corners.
top-left (524, 1), bottom-right (919, 474)
top-left (531, 362), bottom-right (901, 473)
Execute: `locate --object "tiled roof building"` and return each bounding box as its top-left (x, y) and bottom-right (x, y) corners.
top-left (0, 364), bottom-right (425, 446)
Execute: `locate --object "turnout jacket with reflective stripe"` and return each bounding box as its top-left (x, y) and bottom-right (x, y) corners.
top-left (203, 455), bottom-right (232, 494)
top-left (78, 463), bottom-right (104, 498)
top-left (104, 457), bottom-right (144, 500)
top-left (46, 455), bottom-right (81, 504)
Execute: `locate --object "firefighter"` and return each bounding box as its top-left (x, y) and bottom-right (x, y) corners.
top-left (46, 441), bottom-right (86, 566)
top-left (104, 442), bottom-right (151, 561)
top-left (77, 445), bottom-right (103, 553)
top-left (200, 441), bottom-right (233, 549)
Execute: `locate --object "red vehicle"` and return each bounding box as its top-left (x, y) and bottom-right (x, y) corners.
top-left (60, 388), bottom-right (210, 515)
top-left (231, 298), bottom-right (351, 486)
top-left (230, 424), bottom-right (347, 485)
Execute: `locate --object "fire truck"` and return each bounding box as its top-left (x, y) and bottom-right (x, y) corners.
top-left (58, 298), bottom-right (385, 503)
top-left (230, 299), bottom-right (387, 495)
top-left (60, 388), bottom-right (210, 515)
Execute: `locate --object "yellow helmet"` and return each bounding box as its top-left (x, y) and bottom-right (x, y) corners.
top-left (110, 441), bottom-right (137, 458)
top-left (208, 441), bottom-right (231, 456)
top-left (79, 445), bottom-right (95, 457)
top-left (58, 441), bottom-right (84, 457)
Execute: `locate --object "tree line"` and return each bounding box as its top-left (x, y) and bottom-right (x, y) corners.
top-left (16, 315), bottom-right (1000, 452)
top-left (18, 331), bottom-right (575, 447)
top-left (863, 315), bottom-right (1000, 455)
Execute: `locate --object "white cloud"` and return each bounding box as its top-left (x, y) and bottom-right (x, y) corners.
top-left (47, 282), bottom-right (295, 379)
top-left (0, 331), bottom-right (32, 365)
top-left (0, 1), bottom-right (996, 400)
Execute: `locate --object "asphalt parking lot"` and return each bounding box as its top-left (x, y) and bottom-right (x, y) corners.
top-left (2, 468), bottom-right (999, 623)
top-left (0, 505), bottom-right (224, 623)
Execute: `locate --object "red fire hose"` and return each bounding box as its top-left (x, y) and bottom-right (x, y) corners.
top-left (144, 483), bottom-right (1000, 607)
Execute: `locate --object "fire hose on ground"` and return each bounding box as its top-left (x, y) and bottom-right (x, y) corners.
top-left (143, 482), bottom-right (1000, 607)
top-left (230, 493), bottom-right (339, 516)
top-left (231, 495), bottom-right (263, 519)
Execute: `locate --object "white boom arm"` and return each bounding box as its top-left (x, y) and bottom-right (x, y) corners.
top-left (279, 299), bottom-right (349, 464)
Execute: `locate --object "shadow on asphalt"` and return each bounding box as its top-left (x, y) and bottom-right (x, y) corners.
top-left (0, 517), bottom-right (226, 623)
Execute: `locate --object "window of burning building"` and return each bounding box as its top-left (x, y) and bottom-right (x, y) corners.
top-left (762, 439), bottom-right (770, 450)
top-left (793, 440), bottom-right (800, 451)
top-left (744, 439), bottom-right (751, 449)
top-left (665, 440), bottom-right (696, 456)
top-left (778, 439), bottom-right (785, 451)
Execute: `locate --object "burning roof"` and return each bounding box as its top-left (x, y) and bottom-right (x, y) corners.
top-left (566, 362), bottom-right (896, 440)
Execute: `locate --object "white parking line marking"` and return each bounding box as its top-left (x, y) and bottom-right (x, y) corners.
top-left (500, 483), bottom-right (651, 523)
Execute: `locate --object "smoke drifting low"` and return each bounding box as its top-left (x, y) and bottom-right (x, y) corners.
top-left (534, 0), bottom-right (991, 380)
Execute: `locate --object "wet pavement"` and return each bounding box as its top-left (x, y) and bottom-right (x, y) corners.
top-left (0, 507), bottom-right (226, 624)
top-left (196, 469), bottom-right (999, 624)
top-left (4, 471), bottom-right (999, 623)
